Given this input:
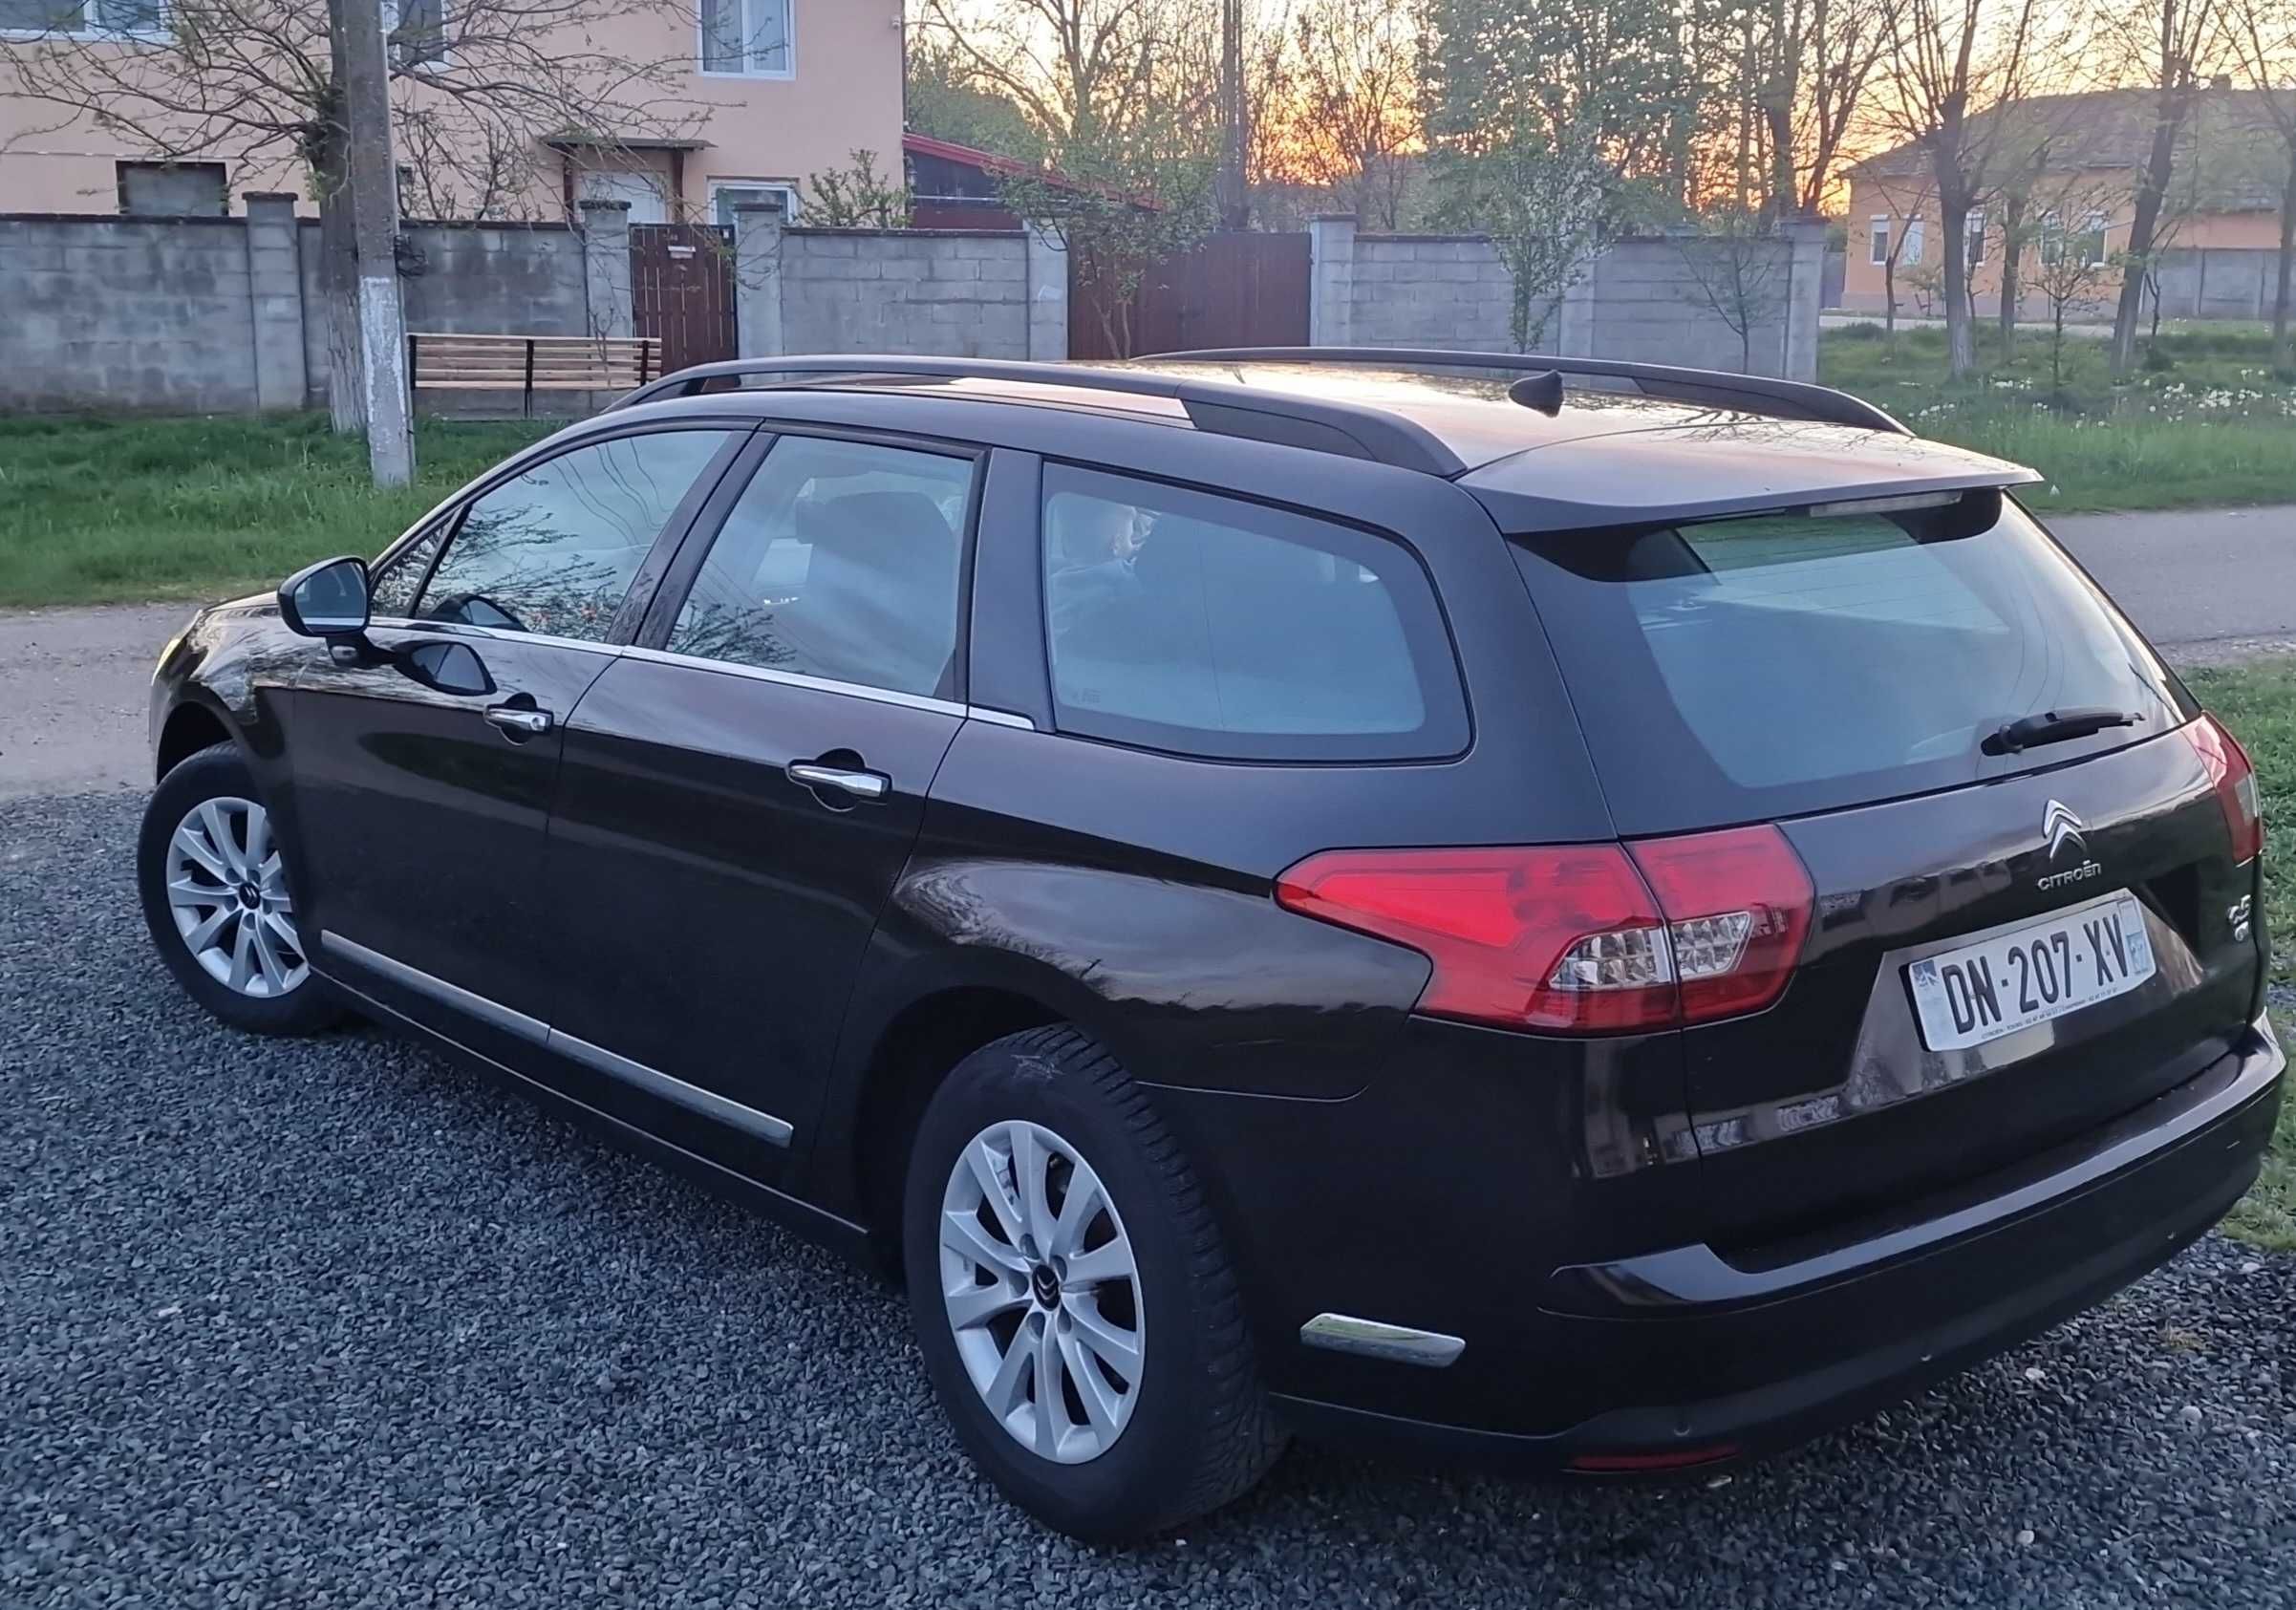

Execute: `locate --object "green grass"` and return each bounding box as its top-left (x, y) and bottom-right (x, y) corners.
top-left (0, 413), bottom-right (552, 609)
top-left (2186, 657), bottom-right (2296, 1250)
top-left (1819, 325), bottom-right (2296, 515)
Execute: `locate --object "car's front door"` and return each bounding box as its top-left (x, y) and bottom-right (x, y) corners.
top-left (290, 424), bottom-right (748, 1055)
top-left (536, 428), bottom-right (981, 1177)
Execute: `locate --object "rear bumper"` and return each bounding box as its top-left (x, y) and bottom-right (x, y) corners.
top-left (1267, 1015), bottom-right (2284, 1471)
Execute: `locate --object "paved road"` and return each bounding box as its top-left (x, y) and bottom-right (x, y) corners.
top-left (3, 792), bottom-right (2290, 1607)
top-left (5, 505), bottom-right (2291, 800)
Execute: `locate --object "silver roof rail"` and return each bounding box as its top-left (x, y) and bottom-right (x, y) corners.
top-left (1154, 347), bottom-right (1910, 436)
top-left (603, 354), bottom-right (1470, 476)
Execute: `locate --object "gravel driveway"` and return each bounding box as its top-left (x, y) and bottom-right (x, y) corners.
top-left (4, 791), bottom-right (2291, 1608)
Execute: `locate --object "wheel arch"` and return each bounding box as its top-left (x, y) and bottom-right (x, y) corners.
top-left (837, 981), bottom-right (1067, 1268)
top-left (156, 697), bottom-right (237, 782)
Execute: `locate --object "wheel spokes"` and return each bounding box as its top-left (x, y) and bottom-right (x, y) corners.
top-left (941, 1208), bottom-right (1027, 1277)
top-left (1032, 1317), bottom-right (1068, 1458)
top-left (1066, 1293), bottom-right (1142, 1384)
top-left (1060, 1327), bottom-right (1125, 1442)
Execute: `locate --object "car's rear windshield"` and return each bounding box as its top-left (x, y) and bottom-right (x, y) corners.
top-left (1509, 494), bottom-right (2189, 835)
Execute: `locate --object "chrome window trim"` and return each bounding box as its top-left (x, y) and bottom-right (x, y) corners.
top-left (620, 643), bottom-right (972, 720)
top-left (1298, 1313), bottom-right (1466, 1368)
top-left (317, 931), bottom-right (794, 1148)
top-left (547, 1029), bottom-right (795, 1148)
top-left (964, 706), bottom-right (1037, 731)
top-left (319, 931), bottom-right (549, 1044)
top-left (366, 615), bottom-right (623, 658)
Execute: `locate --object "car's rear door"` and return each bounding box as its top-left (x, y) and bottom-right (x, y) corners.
top-left (533, 426), bottom-right (982, 1179)
top-left (1508, 492), bottom-right (2266, 1246)
top-left (292, 422), bottom-right (748, 1060)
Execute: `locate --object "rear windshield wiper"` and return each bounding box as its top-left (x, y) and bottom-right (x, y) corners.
top-left (1982, 707), bottom-right (2143, 756)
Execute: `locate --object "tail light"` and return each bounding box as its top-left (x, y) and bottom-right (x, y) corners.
top-left (2185, 714), bottom-right (2264, 865)
top-left (1275, 826), bottom-right (1813, 1034)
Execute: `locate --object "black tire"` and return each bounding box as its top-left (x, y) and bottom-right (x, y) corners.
top-left (138, 741), bottom-right (342, 1038)
top-left (902, 1025), bottom-right (1286, 1542)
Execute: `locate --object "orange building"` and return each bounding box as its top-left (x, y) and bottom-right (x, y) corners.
top-left (1839, 87), bottom-right (2288, 320)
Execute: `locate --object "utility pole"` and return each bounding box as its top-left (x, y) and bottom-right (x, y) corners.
top-left (334, 0), bottom-right (414, 487)
top-left (1218, 0), bottom-right (1248, 230)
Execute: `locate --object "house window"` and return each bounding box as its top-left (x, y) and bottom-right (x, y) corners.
top-left (1902, 217), bottom-right (1925, 267)
top-left (1964, 208), bottom-right (1985, 268)
top-left (2080, 212), bottom-right (2111, 268)
top-left (700, 0), bottom-right (791, 76)
top-left (0, 0), bottom-right (165, 37)
top-left (709, 181), bottom-right (799, 229)
top-left (383, 0), bottom-right (447, 68)
top-left (1868, 216), bottom-right (1890, 266)
top-left (117, 160), bottom-right (226, 216)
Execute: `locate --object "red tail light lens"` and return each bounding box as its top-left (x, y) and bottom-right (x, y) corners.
top-left (2185, 714), bottom-right (2264, 865)
top-left (1275, 826), bottom-right (1813, 1034)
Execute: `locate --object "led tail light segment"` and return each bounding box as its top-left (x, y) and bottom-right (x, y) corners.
top-left (2185, 714), bottom-right (2264, 865)
top-left (1276, 826), bottom-right (1814, 1034)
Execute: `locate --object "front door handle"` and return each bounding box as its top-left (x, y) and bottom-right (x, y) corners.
top-left (788, 762), bottom-right (889, 802)
top-left (484, 704), bottom-right (553, 739)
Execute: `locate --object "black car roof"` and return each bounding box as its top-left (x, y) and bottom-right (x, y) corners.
top-left (600, 354), bottom-right (2041, 530)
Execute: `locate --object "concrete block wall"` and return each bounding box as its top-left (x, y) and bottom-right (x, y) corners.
top-left (0, 213), bottom-right (261, 414)
top-left (1319, 217), bottom-right (1824, 380)
top-left (741, 219), bottom-right (1064, 362)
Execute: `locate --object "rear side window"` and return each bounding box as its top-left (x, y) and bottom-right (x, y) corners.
top-left (1512, 497), bottom-right (2186, 833)
top-left (414, 429), bottom-right (735, 642)
top-left (1040, 464), bottom-right (1466, 762)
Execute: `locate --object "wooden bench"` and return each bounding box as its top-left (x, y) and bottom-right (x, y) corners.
top-left (406, 333), bottom-right (663, 416)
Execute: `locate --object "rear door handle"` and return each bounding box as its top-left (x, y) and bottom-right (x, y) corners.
top-left (484, 704), bottom-right (553, 738)
top-left (788, 762), bottom-right (889, 802)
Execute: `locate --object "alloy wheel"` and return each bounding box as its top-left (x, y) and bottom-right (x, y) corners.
top-left (164, 796), bottom-right (308, 998)
top-left (939, 1119), bottom-right (1145, 1464)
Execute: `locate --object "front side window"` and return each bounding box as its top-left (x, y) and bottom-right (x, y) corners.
top-left (1902, 217), bottom-right (1925, 266)
top-left (1868, 216), bottom-right (1890, 267)
top-left (700, 0), bottom-right (789, 75)
top-left (1040, 465), bottom-right (1467, 762)
top-left (383, 0), bottom-right (447, 68)
top-left (414, 430), bottom-right (734, 642)
top-left (668, 434), bottom-right (974, 698)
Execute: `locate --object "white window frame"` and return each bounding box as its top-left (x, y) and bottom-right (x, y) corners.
top-left (0, 0), bottom-right (170, 42)
top-left (706, 178), bottom-right (801, 228)
top-left (1868, 215), bottom-right (1890, 267)
top-left (697, 0), bottom-right (794, 80)
top-left (1964, 207), bottom-right (1985, 268)
top-left (2081, 211), bottom-right (2111, 268)
top-left (381, 0), bottom-right (450, 70)
top-left (1902, 216), bottom-right (1925, 267)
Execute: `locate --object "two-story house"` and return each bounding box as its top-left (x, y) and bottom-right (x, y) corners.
top-left (0, 0), bottom-right (902, 224)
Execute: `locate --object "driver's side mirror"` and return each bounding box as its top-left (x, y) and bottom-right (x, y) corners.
top-left (278, 556), bottom-right (372, 639)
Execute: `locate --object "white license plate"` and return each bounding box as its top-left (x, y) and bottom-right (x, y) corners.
top-left (1906, 893), bottom-right (2157, 1053)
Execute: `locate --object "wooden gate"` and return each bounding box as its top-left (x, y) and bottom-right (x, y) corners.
top-left (1070, 231), bottom-right (1311, 359)
top-left (630, 224), bottom-right (737, 376)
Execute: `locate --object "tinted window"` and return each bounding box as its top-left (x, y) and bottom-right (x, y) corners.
top-left (669, 435), bottom-right (974, 698)
top-left (1041, 465), bottom-right (1466, 762)
top-left (369, 527), bottom-right (442, 618)
top-left (1512, 498), bottom-right (2186, 834)
top-left (414, 430), bottom-right (734, 642)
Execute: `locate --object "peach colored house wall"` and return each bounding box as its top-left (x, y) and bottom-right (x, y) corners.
top-left (0, 0), bottom-right (902, 219)
top-left (1839, 168), bottom-right (2285, 316)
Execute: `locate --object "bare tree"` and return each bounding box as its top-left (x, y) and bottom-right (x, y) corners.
top-left (1874, 0), bottom-right (2058, 376)
top-left (1289, 0), bottom-right (1418, 229)
top-left (2100, 0), bottom-right (2228, 374)
top-left (2031, 182), bottom-right (2122, 397)
top-left (1864, 168), bottom-right (1937, 344)
top-left (1674, 208), bottom-right (1792, 370)
top-left (0, 0), bottom-right (704, 434)
top-left (2223, 0), bottom-right (2296, 366)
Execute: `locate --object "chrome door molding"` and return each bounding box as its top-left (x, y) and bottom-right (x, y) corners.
top-left (317, 931), bottom-right (794, 1148)
top-left (321, 931), bottom-right (548, 1044)
top-left (546, 1029), bottom-right (795, 1148)
top-left (1298, 1313), bottom-right (1466, 1368)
